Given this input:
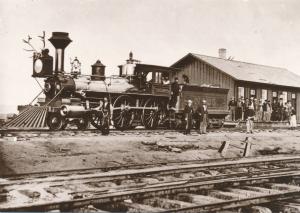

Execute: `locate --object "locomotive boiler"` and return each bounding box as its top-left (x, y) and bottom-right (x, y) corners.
top-left (31, 32), bottom-right (229, 131)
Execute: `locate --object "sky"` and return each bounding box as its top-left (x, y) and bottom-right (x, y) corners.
top-left (1, 0), bottom-right (300, 113)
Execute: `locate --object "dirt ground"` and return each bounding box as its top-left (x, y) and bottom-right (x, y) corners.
top-left (0, 128), bottom-right (300, 176)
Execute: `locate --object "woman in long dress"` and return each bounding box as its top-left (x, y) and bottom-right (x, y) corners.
top-left (290, 107), bottom-right (297, 130)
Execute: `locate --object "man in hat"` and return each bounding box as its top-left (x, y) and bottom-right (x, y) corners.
top-left (255, 98), bottom-right (263, 121)
top-left (228, 97), bottom-right (237, 121)
top-left (101, 97), bottom-right (111, 135)
top-left (183, 99), bottom-right (194, 135)
top-left (271, 98), bottom-right (279, 121)
top-left (236, 97), bottom-right (243, 121)
top-left (197, 99), bottom-right (209, 134)
top-left (278, 98), bottom-right (284, 121)
top-left (170, 77), bottom-right (180, 109)
top-left (246, 98), bottom-right (255, 134)
top-left (262, 99), bottom-right (271, 122)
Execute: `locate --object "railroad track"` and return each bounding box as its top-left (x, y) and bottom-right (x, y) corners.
top-left (1, 155), bottom-right (300, 212)
top-left (1, 125), bottom-right (294, 136)
top-left (0, 128), bottom-right (178, 136)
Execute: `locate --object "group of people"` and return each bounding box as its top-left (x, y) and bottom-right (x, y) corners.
top-left (183, 99), bottom-right (209, 135)
top-left (228, 96), bottom-right (297, 131)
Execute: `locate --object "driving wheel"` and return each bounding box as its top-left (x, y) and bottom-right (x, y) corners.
top-left (112, 95), bottom-right (135, 131)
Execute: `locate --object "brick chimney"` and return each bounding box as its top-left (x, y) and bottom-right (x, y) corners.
top-left (218, 48), bottom-right (227, 59)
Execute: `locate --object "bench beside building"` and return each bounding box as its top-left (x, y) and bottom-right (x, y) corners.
top-left (171, 51), bottom-right (300, 122)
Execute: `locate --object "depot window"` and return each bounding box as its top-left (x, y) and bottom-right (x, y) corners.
top-left (250, 89), bottom-right (256, 97)
top-left (237, 87), bottom-right (244, 98)
top-left (272, 91), bottom-right (278, 97)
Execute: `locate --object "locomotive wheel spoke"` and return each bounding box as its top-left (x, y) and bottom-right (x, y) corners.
top-left (142, 98), bottom-right (163, 130)
top-left (112, 95), bottom-right (135, 131)
top-left (90, 111), bottom-right (103, 130)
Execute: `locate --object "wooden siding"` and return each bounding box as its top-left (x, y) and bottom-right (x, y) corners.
top-left (174, 59), bottom-right (235, 102)
top-left (172, 57), bottom-right (300, 122)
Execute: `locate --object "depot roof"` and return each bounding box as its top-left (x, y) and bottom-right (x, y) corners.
top-left (172, 53), bottom-right (300, 88)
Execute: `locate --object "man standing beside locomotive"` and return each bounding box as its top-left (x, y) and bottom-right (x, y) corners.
top-left (101, 97), bottom-right (111, 135)
top-left (197, 99), bottom-right (209, 134)
top-left (184, 100), bottom-right (194, 135)
top-left (170, 77), bottom-right (180, 109)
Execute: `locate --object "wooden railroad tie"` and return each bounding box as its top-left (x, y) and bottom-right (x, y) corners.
top-left (218, 137), bottom-right (252, 157)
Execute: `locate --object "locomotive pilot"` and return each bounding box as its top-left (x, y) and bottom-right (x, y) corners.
top-left (184, 100), bottom-right (194, 135)
top-left (197, 99), bottom-right (209, 134)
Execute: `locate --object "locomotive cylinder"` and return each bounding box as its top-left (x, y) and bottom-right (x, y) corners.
top-left (60, 105), bottom-right (86, 118)
top-left (49, 32), bottom-right (72, 74)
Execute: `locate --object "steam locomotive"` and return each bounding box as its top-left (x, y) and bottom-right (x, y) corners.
top-left (33, 32), bottom-right (229, 131)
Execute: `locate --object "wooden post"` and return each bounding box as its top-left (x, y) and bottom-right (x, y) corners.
top-left (218, 141), bottom-right (230, 156)
top-left (243, 142), bottom-right (251, 157)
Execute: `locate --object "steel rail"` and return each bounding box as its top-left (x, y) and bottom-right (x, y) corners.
top-left (0, 164), bottom-right (293, 188)
top-left (166, 191), bottom-right (300, 213)
top-left (1, 170), bottom-right (299, 212)
top-left (2, 155), bottom-right (300, 180)
top-left (1, 155), bottom-right (300, 181)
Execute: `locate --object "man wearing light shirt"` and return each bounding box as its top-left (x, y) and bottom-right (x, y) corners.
top-left (197, 100), bottom-right (208, 134)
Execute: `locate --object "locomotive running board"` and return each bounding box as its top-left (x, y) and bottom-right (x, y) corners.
top-left (2, 106), bottom-right (48, 130)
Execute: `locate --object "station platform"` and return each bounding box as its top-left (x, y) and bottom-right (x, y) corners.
top-left (223, 120), bottom-right (297, 129)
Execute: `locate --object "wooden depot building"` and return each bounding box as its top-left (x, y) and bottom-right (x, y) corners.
top-left (171, 49), bottom-right (300, 122)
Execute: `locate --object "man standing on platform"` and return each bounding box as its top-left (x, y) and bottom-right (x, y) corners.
top-left (183, 100), bottom-right (194, 135)
top-left (197, 99), bottom-right (209, 134)
top-left (256, 99), bottom-right (263, 121)
top-left (236, 97), bottom-right (243, 121)
top-left (262, 100), bottom-right (271, 122)
top-left (278, 98), bottom-right (284, 121)
top-left (246, 98), bottom-right (255, 134)
top-left (271, 99), bottom-right (279, 121)
top-left (228, 97), bottom-right (237, 121)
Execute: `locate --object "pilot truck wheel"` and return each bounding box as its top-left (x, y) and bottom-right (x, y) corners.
top-left (76, 118), bottom-right (90, 130)
top-left (47, 113), bottom-right (65, 131)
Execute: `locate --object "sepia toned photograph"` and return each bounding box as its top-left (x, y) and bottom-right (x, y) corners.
top-left (0, 0), bottom-right (300, 212)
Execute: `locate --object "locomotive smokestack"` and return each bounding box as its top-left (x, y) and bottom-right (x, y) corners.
top-left (49, 32), bottom-right (72, 73)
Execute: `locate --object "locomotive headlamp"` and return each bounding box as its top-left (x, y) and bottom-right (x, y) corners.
top-left (32, 49), bottom-right (53, 78)
top-left (34, 59), bottom-right (43, 73)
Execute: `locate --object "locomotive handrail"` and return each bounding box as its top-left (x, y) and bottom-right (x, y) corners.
top-left (64, 72), bottom-right (124, 80)
top-left (113, 106), bottom-right (159, 111)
